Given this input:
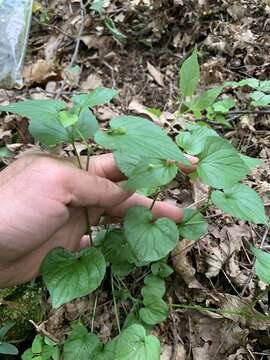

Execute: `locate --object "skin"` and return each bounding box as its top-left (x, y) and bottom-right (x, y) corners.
top-left (0, 153), bottom-right (197, 288)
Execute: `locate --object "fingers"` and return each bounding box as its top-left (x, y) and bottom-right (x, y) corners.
top-left (65, 167), bottom-right (133, 209)
top-left (105, 193), bottom-right (184, 223)
top-left (85, 153), bottom-right (126, 181)
top-left (178, 154), bottom-right (198, 174)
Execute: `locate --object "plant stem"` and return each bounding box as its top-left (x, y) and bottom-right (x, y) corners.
top-left (111, 271), bottom-right (121, 334)
top-left (74, 127), bottom-right (92, 171)
top-left (149, 191), bottom-right (160, 211)
top-left (72, 140), bottom-right (93, 245)
top-left (91, 293), bottom-right (99, 332)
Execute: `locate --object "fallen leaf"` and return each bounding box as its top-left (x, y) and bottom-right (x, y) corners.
top-left (147, 62), bottom-right (165, 87)
top-left (161, 344), bottom-right (186, 360)
top-left (81, 74), bottom-right (103, 91)
top-left (23, 60), bottom-right (57, 85)
top-left (128, 99), bottom-right (161, 124)
top-left (172, 240), bottom-right (203, 289)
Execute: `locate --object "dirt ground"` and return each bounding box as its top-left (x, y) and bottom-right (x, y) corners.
top-left (1, 1), bottom-right (270, 359)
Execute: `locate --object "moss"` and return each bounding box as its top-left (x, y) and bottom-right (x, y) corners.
top-left (0, 280), bottom-right (45, 341)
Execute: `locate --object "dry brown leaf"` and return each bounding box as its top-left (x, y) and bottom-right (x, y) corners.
top-left (147, 62), bottom-right (165, 87)
top-left (81, 74), bottom-right (103, 91)
top-left (205, 224), bottom-right (250, 279)
top-left (161, 344), bottom-right (186, 360)
top-left (128, 99), bottom-right (161, 124)
top-left (172, 240), bottom-right (203, 289)
top-left (23, 60), bottom-right (57, 85)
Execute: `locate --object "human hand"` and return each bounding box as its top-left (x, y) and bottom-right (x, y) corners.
top-left (0, 153), bottom-right (197, 287)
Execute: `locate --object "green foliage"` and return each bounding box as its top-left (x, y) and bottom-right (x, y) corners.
top-left (124, 206), bottom-right (179, 263)
top-left (178, 209), bottom-right (208, 240)
top-left (115, 324), bottom-right (160, 360)
top-left (64, 325), bottom-right (102, 360)
top-left (22, 335), bottom-right (59, 360)
top-left (95, 115), bottom-right (189, 164)
top-left (176, 125), bottom-right (218, 155)
top-left (0, 322), bottom-right (18, 356)
top-left (104, 17), bottom-right (127, 44)
top-left (252, 248), bottom-right (270, 284)
top-left (41, 247), bottom-right (106, 308)
top-left (125, 158), bottom-right (178, 190)
top-left (90, 0), bottom-right (105, 13)
top-left (197, 137), bottom-right (249, 189)
top-left (179, 46), bottom-right (200, 97)
top-left (72, 87), bottom-right (118, 108)
top-left (211, 184), bottom-right (269, 225)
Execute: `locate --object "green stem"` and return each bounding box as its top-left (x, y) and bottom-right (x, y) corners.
top-left (91, 293), bottom-right (99, 332)
top-left (74, 127), bottom-right (92, 171)
top-left (72, 140), bottom-right (93, 245)
top-left (170, 303), bottom-right (270, 321)
top-left (111, 271), bottom-right (121, 334)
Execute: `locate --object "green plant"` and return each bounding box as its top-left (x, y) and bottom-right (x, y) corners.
top-left (0, 46), bottom-right (268, 359)
top-left (178, 46), bottom-right (270, 126)
top-left (0, 322), bottom-right (18, 356)
top-left (22, 335), bottom-right (59, 360)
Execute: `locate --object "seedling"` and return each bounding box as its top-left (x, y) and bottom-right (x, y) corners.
top-left (0, 47), bottom-right (268, 359)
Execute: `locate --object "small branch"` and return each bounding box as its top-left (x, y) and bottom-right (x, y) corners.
top-left (228, 109), bottom-right (270, 115)
top-left (56, 0), bottom-right (86, 99)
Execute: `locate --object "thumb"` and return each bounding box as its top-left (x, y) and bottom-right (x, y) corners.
top-left (65, 167), bottom-right (133, 208)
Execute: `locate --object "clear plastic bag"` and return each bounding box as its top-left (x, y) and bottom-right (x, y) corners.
top-left (0, 0), bottom-right (33, 89)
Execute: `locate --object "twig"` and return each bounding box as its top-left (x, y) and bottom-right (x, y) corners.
top-left (56, 0), bottom-right (86, 99)
top-left (32, 17), bottom-right (75, 40)
top-left (229, 109), bottom-right (270, 115)
top-left (111, 271), bottom-right (121, 334)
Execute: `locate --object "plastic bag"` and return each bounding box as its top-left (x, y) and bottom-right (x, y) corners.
top-left (0, 0), bottom-right (33, 89)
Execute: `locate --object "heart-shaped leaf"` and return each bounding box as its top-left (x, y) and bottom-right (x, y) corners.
top-left (126, 158), bottom-right (178, 190)
top-left (41, 247), bottom-right (106, 308)
top-left (139, 295), bottom-right (168, 325)
top-left (64, 325), bottom-right (101, 360)
top-left (211, 184), bottom-right (269, 225)
top-left (197, 137), bottom-right (249, 189)
top-left (178, 209), bottom-right (208, 240)
top-left (74, 107), bottom-right (99, 139)
top-left (114, 152), bottom-right (141, 176)
top-left (176, 126), bottom-right (218, 155)
top-left (115, 324), bottom-right (160, 360)
top-left (99, 229), bottom-right (135, 264)
top-left (95, 116), bottom-right (189, 164)
top-left (124, 206), bottom-right (179, 263)
top-left (252, 247), bottom-right (270, 284)
top-left (151, 261), bottom-right (173, 279)
top-left (141, 275), bottom-right (166, 298)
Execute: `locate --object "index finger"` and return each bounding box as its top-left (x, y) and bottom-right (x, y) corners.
top-left (81, 153), bottom-right (198, 181)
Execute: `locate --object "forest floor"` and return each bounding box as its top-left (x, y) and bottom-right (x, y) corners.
top-left (1, 1), bottom-right (270, 359)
